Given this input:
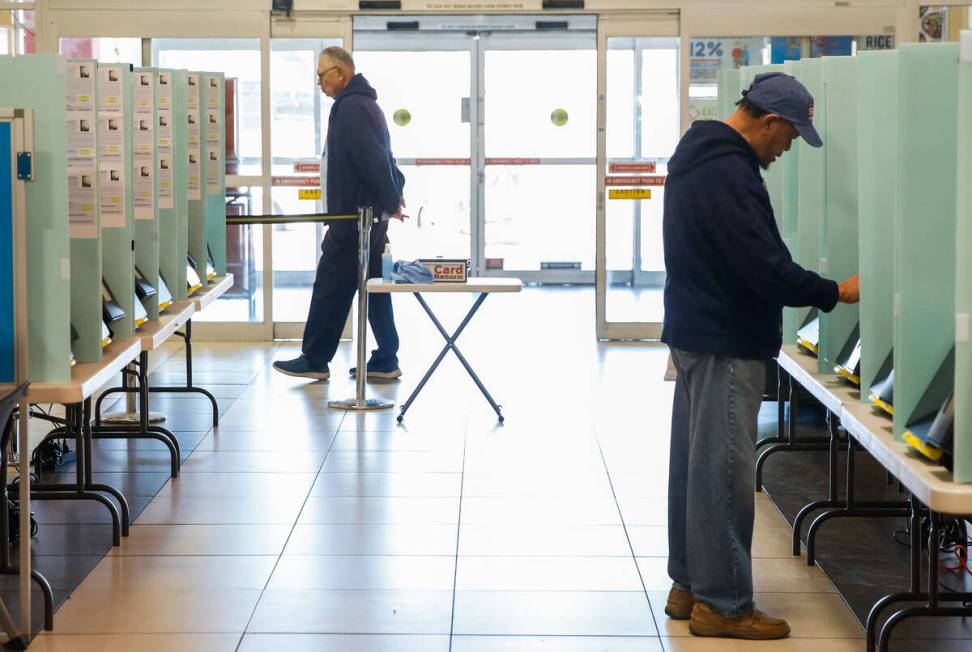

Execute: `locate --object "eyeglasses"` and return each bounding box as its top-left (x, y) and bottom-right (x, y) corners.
top-left (317, 66), bottom-right (339, 81)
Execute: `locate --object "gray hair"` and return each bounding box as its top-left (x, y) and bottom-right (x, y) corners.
top-left (321, 46), bottom-right (355, 72)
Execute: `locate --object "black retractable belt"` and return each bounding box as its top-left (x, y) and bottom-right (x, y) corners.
top-left (225, 212), bottom-right (361, 226)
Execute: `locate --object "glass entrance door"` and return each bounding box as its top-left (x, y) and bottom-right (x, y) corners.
top-left (595, 16), bottom-right (681, 339)
top-left (353, 15), bottom-right (596, 281)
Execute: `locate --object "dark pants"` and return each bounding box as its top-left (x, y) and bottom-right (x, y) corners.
top-left (301, 229), bottom-right (399, 370)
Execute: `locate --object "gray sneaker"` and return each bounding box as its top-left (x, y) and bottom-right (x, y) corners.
top-left (349, 365), bottom-right (402, 380)
top-left (273, 355), bottom-right (329, 380)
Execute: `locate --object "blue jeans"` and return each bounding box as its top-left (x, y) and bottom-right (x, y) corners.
top-left (667, 348), bottom-right (766, 617)
top-left (301, 232), bottom-right (399, 370)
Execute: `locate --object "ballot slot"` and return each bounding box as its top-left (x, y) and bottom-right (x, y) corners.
top-left (134, 265), bottom-right (158, 301)
top-left (869, 349), bottom-right (895, 416)
top-left (133, 293), bottom-right (149, 328)
top-left (70, 323), bottom-right (79, 366)
top-left (100, 320), bottom-right (112, 349)
top-left (796, 309), bottom-right (820, 355)
top-left (834, 323), bottom-right (862, 386)
top-left (903, 347), bottom-right (956, 465)
top-left (206, 243), bottom-right (216, 281)
top-left (101, 279), bottom-right (126, 326)
top-left (157, 272), bottom-right (174, 312)
top-left (186, 254), bottom-right (202, 295)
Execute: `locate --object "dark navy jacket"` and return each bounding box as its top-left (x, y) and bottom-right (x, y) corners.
top-left (661, 120), bottom-right (838, 360)
top-left (324, 73), bottom-right (405, 257)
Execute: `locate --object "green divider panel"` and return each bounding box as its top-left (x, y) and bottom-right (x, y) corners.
top-left (818, 56), bottom-right (859, 374)
top-left (782, 59), bottom-right (802, 343)
top-left (186, 72), bottom-right (206, 290)
top-left (98, 63), bottom-right (135, 342)
top-left (795, 58), bottom-right (827, 358)
top-left (133, 68), bottom-right (160, 319)
top-left (65, 59), bottom-right (103, 363)
top-left (857, 50), bottom-right (899, 400)
top-left (955, 31), bottom-right (972, 481)
top-left (717, 68), bottom-right (740, 121)
top-left (0, 55), bottom-right (71, 382)
top-left (203, 72), bottom-right (226, 278)
top-left (153, 68), bottom-right (181, 303)
top-left (172, 70), bottom-right (189, 299)
top-left (894, 43), bottom-right (959, 440)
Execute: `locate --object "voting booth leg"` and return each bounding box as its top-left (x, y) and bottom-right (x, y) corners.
top-left (329, 207), bottom-right (394, 412)
top-left (397, 292), bottom-right (503, 423)
top-left (148, 321), bottom-right (221, 428)
top-left (32, 402), bottom-right (124, 546)
top-left (757, 365), bottom-right (789, 450)
top-left (755, 375), bottom-right (830, 492)
top-left (91, 352), bottom-right (182, 479)
top-left (803, 435), bottom-right (908, 566)
top-left (865, 496), bottom-right (972, 651)
top-left (100, 363), bottom-right (166, 425)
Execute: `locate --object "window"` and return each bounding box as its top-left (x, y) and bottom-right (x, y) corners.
top-left (58, 37), bottom-right (142, 65)
top-left (153, 39), bottom-right (262, 176)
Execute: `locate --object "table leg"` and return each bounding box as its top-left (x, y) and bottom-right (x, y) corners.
top-left (399, 292), bottom-right (504, 423)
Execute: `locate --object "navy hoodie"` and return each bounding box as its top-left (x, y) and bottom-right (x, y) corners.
top-left (324, 73), bottom-right (405, 252)
top-left (661, 120), bottom-right (838, 360)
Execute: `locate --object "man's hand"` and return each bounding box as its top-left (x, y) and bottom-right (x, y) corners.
top-left (389, 208), bottom-right (409, 222)
top-left (837, 273), bottom-right (860, 304)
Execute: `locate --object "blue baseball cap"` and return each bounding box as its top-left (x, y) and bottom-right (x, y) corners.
top-left (743, 72), bottom-right (822, 148)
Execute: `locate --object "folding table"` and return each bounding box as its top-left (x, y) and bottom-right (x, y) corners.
top-left (367, 277), bottom-right (522, 422)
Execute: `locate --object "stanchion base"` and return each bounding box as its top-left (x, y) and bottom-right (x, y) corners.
top-left (328, 398), bottom-right (395, 411)
top-left (102, 411), bottom-right (167, 424)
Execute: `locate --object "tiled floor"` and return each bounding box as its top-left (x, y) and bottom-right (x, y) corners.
top-left (15, 287), bottom-right (956, 650)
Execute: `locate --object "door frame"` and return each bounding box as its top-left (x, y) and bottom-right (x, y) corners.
top-left (595, 12), bottom-right (680, 341)
top-left (353, 15), bottom-right (598, 283)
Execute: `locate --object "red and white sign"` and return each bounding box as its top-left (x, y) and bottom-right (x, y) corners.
top-left (485, 157), bottom-right (540, 165)
top-left (293, 160), bottom-right (321, 173)
top-left (419, 259), bottom-right (469, 283)
top-left (415, 158), bottom-right (471, 166)
top-left (605, 175), bottom-right (666, 187)
top-left (609, 161), bottom-right (656, 173)
top-left (272, 176), bottom-right (319, 187)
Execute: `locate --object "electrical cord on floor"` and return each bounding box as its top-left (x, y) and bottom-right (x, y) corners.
top-left (891, 512), bottom-right (972, 605)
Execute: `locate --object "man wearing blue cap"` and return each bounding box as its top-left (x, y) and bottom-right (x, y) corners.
top-left (660, 72), bottom-right (859, 639)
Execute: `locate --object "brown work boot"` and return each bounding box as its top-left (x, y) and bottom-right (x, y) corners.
top-left (664, 585), bottom-right (694, 620)
top-left (688, 601), bottom-right (791, 640)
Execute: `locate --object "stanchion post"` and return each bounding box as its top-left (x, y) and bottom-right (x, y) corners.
top-left (329, 207), bottom-right (394, 412)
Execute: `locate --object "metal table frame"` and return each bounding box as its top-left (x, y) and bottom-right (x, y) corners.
top-left (367, 277), bottom-right (522, 423)
top-left (773, 345), bottom-right (972, 651)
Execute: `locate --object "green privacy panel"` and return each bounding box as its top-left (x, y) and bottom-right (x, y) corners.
top-left (955, 32), bottom-right (972, 482)
top-left (818, 56), bottom-right (858, 374)
top-left (203, 72), bottom-right (226, 278)
top-left (857, 50), bottom-right (899, 400)
top-left (717, 68), bottom-right (740, 120)
top-left (171, 70), bottom-right (189, 300)
top-left (186, 72), bottom-right (206, 291)
top-left (894, 43), bottom-right (959, 440)
top-left (0, 55), bottom-right (71, 382)
top-left (65, 59), bottom-right (103, 363)
top-left (152, 68), bottom-right (181, 303)
top-left (133, 69), bottom-right (160, 320)
top-left (98, 63), bottom-right (135, 342)
top-left (782, 59), bottom-right (802, 344)
top-left (795, 58), bottom-right (827, 357)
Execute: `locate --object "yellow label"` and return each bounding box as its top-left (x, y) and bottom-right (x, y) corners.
top-left (299, 188), bottom-right (321, 200)
top-left (608, 188), bottom-right (652, 200)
